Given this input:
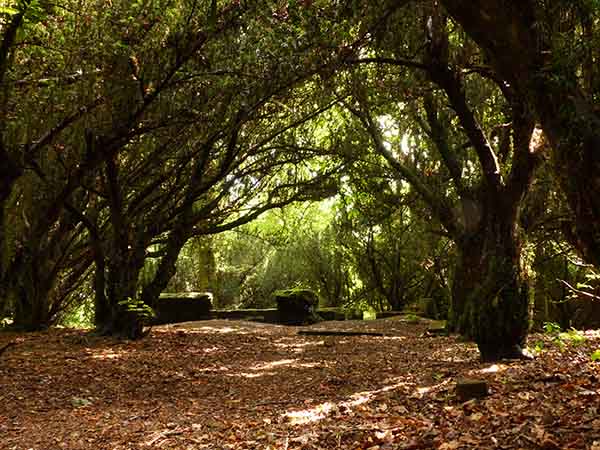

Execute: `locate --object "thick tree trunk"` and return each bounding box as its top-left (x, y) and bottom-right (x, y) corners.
top-left (10, 260), bottom-right (52, 331)
top-left (0, 147), bottom-right (22, 307)
top-left (95, 155), bottom-right (147, 340)
top-left (93, 221), bottom-right (147, 339)
top-left (0, 147), bottom-right (20, 206)
top-left (451, 209), bottom-right (530, 361)
top-left (96, 251), bottom-right (146, 339)
top-left (6, 231), bottom-right (60, 331)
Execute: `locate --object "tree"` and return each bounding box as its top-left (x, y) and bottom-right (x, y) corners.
top-left (87, 1), bottom-right (348, 338)
top-left (440, 0), bottom-right (600, 267)
top-left (1, 0), bottom-right (348, 336)
top-left (337, 2), bottom-right (544, 360)
top-left (0, 0), bottom-right (106, 329)
top-left (335, 153), bottom-right (451, 314)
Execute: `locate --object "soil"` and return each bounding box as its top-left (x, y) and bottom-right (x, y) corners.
top-left (1, 318), bottom-right (599, 449)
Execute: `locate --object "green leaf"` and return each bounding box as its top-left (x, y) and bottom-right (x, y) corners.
top-left (0, 6), bottom-right (19, 15)
top-left (591, 350), bottom-right (600, 361)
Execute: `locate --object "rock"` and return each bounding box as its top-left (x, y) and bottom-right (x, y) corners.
top-left (456, 378), bottom-right (488, 402)
top-left (274, 288), bottom-right (321, 325)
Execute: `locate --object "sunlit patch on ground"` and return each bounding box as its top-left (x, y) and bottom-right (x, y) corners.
top-left (285, 401), bottom-right (337, 425)
top-left (430, 344), bottom-right (478, 363)
top-left (229, 371), bottom-right (272, 379)
top-left (202, 346), bottom-right (221, 354)
top-left (226, 358), bottom-right (327, 378)
top-left (186, 326), bottom-right (241, 334)
top-left (273, 340), bottom-right (319, 352)
top-left (249, 358), bottom-right (298, 371)
top-left (284, 380), bottom-right (413, 425)
top-left (90, 349), bottom-right (127, 360)
top-left (478, 363), bottom-right (507, 374)
top-left (382, 335), bottom-right (407, 341)
top-left (196, 365), bottom-right (230, 373)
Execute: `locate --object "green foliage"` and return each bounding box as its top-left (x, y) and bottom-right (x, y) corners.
top-left (404, 313), bottom-right (421, 324)
top-left (60, 299), bottom-right (94, 329)
top-left (118, 298), bottom-right (155, 322)
top-left (532, 341), bottom-right (545, 354)
top-left (591, 350), bottom-right (600, 361)
top-left (558, 328), bottom-right (587, 347)
top-left (166, 237), bottom-right (215, 293)
top-left (212, 200), bottom-right (352, 309)
top-left (542, 322), bottom-right (587, 352)
top-left (543, 322), bottom-right (562, 335)
top-left (362, 309), bottom-right (376, 320)
top-left (0, 6), bottom-right (19, 15)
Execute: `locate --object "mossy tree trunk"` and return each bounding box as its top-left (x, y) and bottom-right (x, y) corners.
top-left (95, 240), bottom-right (147, 339)
top-left (140, 224), bottom-right (189, 309)
top-left (9, 223), bottom-right (70, 331)
top-left (451, 203), bottom-right (530, 361)
top-left (11, 266), bottom-right (51, 331)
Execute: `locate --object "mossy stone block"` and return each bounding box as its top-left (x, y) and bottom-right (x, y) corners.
top-left (153, 292), bottom-right (212, 325)
top-left (274, 289), bottom-right (321, 325)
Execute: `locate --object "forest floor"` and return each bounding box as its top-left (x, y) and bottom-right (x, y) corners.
top-left (1, 317), bottom-right (600, 450)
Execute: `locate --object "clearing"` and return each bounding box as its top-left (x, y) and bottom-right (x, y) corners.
top-left (1, 318), bottom-right (599, 449)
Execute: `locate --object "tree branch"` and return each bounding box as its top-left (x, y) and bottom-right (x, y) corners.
top-left (427, 63), bottom-right (503, 192)
top-left (421, 94), bottom-right (466, 196)
top-left (347, 57), bottom-right (428, 71)
top-left (345, 101), bottom-right (461, 239)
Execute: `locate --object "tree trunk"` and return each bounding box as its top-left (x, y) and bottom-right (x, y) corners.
top-left (139, 229), bottom-right (188, 308)
top-left (95, 155), bottom-right (147, 340)
top-left (11, 264), bottom-right (52, 331)
top-left (0, 147), bottom-right (22, 314)
top-left (451, 208), bottom-right (530, 362)
top-left (6, 233), bottom-right (59, 331)
top-left (96, 250), bottom-right (146, 339)
top-left (94, 222), bottom-right (147, 339)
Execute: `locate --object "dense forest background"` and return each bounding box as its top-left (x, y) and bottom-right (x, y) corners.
top-left (2, 0), bottom-right (600, 361)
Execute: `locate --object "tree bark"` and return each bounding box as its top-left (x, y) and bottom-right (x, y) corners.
top-left (140, 226), bottom-right (189, 308)
top-left (10, 247), bottom-right (52, 331)
top-left (452, 209), bottom-right (531, 361)
top-left (97, 247), bottom-right (146, 339)
top-left (94, 156), bottom-right (147, 339)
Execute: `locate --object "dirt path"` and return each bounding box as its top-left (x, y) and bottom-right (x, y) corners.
top-left (1, 319), bottom-right (599, 449)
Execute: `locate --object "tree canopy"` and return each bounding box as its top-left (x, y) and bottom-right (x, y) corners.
top-left (1, 0), bottom-right (600, 360)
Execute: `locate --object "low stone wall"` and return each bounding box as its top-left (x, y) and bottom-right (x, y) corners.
top-left (152, 292), bottom-right (212, 325)
top-left (317, 308), bottom-right (346, 321)
top-left (212, 308), bottom-right (279, 322)
top-left (376, 311), bottom-right (404, 319)
top-left (153, 291), bottom-right (351, 325)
